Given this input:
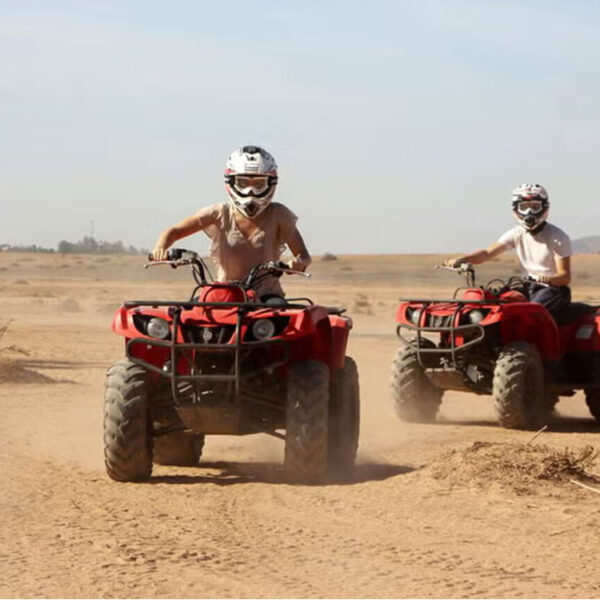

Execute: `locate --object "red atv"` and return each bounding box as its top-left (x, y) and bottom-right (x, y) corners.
top-left (104, 248), bottom-right (359, 483)
top-left (390, 263), bottom-right (600, 429)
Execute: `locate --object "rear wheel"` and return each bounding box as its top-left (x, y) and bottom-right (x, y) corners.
top-left (493, 342), bottom-right (548, 430)
top-left (285, 360), bottom-right (329, 484)
top-left (153, 432), bottom-right (205, 466)
top-left (584, 389), bottom-right (600, 422)
top-left (328, 356), bottom-right (360, 477)
top-left (390, 340), bottom-right (442, 423)
top-left (103, 359), bottom-right (152, 482)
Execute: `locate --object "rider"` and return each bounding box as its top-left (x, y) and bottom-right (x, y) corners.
top-left (152, 145), bottom-right (311, 299)
top-left (444, 183), bottom-right (572, 319)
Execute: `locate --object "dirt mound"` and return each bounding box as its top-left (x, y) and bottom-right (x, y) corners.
top-left (429, 441), bottom-right (599, 494)
top-left (0, 355), bottom-right (55, 384)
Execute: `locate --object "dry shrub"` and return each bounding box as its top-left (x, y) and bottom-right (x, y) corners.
top-left (3, 344), bottom-right (29, 356)
top-left (0, 355), bottom-right (55, 384)
top-left (59, 297), bottom-right (82, 312)
top-left (0, 342), bottom-right (53, 384)
top-left (31, 290), bottom-right (56, 298)
top-left (14, 279), bottom-right (29, 285)
top-left (353, 293), bottom-right (374, 315)
top-left (430, 441), bottom-right (599, 494)
top-left (0, 321), bottom-right (10, 343)
top-left (321, 252), bottom-right (338, 261)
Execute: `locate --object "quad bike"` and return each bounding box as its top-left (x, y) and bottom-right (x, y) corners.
top-left (103, 248), bottom-right (359, 483)
top-left (390, 263), bottom-right (600, 429)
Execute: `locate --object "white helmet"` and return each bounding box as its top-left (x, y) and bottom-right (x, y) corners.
top-left (224, 145), bottom-right (278, 218)
top-left (511, 183), bottom-right (549, 231)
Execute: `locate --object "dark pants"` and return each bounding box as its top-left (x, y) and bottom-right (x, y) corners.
top-left (528, 283), bottom-right (571, 321)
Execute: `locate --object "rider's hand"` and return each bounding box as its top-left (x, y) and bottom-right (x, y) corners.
top-left (443, 257), bottom-right (463, 268)
top-left (289, 257), bottom-right (307, 272)
top-left (151, 247), bottom-right (169, 261)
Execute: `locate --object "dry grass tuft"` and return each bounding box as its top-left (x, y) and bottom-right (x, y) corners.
top-left (0, 355), bottom-right (56, 383)
top-left (353, 293), bottom-right (374, 315)
top-left (429, 441), bottom-right (599, 494)
top-left (0, 327), bottom-right (53, 384)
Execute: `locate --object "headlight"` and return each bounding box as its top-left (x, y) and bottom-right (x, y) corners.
top-left (468, 310), bottom-right (485, 324)
top-left (408, 308), bottom-right (422, 325)
top-left (252, 318), bottom-right (276, 340)
top-left (146, 317), bottom-right (170, 339)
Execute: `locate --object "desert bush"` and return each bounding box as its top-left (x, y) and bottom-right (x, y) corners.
top-left (322, 252), bottom-right (338, 261)
top-left (353, 293), bottom-right (374, 315)
top-left (59, 298), bottom-right (82, 313)
top-left (430, 441), bottom-right (600, 493)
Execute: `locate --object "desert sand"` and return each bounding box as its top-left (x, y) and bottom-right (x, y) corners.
top-left (1, 250), bottom-right (600, 599)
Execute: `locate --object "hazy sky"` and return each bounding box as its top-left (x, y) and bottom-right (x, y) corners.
top-left (2, 0), bottom-right (600, 254)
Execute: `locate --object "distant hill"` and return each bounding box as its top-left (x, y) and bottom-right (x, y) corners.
top-left (573, 236), bottom-right (600, 254)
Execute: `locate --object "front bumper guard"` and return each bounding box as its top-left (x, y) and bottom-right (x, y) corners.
top-left (396, 299), bottom-right (490, 370)
top-left (124, 301), bottom-right (292, 408)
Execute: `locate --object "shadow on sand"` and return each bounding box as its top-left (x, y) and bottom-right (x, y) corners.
top-left (21, 359), bottom-right (106, 371)
top-left (149, 461), bottom-right (415, 486)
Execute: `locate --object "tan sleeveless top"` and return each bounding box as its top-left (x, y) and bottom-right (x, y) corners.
top-left (197, 202), bottom-right (298, 297)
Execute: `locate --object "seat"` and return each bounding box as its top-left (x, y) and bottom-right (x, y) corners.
top-left (556, 302), bottom-right (597, 326)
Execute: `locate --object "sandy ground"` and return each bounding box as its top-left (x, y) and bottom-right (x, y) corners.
top-left (1, 251), bottom-right (600, 599)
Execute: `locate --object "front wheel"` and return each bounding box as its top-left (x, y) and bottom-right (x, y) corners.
top-left (328, 356), bottom-right (360, 476)
top-left (390, 340), bottom-right (442, 423)
top-left (492, 342), bottom-right (548, 430)
top-left (285, 360), bottom-right (329, 484)
top-left (103, 359), bottom-right (153, 482)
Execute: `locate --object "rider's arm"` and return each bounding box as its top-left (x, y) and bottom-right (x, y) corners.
top-left (152, 213), bottom-right (205, 261)
top-left (445, 241), bottom-right (508, 268)
top-left (539, 256), bottom-right (571, 286)
top-left (286, 227), bottom-right (312, 272)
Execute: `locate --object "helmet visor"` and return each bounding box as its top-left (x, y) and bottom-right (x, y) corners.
top-left (234, 175), bottom-right (269, 193)
top-left (515, 199), bottom-right (544, 214)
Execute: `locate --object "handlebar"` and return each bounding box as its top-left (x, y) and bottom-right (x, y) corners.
top-left (145, 248), bottom-right (198, 268)
top-left (436, 262), bottom-right (476, 287)
top-left (145, 249), bottom-right (310, 288)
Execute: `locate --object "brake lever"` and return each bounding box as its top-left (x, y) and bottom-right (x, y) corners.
top-left (286, 269), bottom-right (311, 278)
top-left (144, 260), bottom-right (170, 269)
top-left (435, 263), bottom-right (471, 273)
top-left (266, 261), bottom-right (311, 278)
top-left (144, 259), bottom-right (188, 269)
